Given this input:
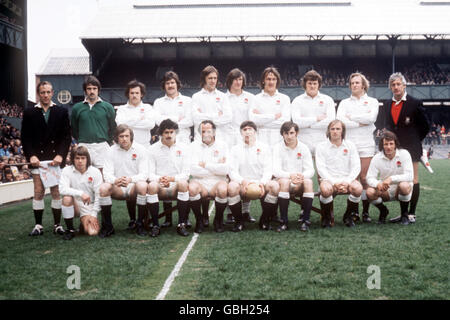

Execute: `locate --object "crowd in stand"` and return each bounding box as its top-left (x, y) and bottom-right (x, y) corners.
top-left (402, 61), bottom-right (450, 85)
top-left (424, 123), bottom-right (450, 145)
top-left (0, 111), bottom-right (30, 184)
top-left (0, 100), bottom-right (23, 118)
top-left (178, 61), bottom-right (449, 88)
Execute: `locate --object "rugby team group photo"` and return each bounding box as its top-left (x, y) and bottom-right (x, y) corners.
top-left (23, 65), bottom-right (430, 241)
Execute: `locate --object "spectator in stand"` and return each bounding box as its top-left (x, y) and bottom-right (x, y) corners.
top-left (2, 168), bottom-right (15, 183)
top-left (0, 143), bottom-right (10, 158)
top-left (23, 169), bottom-right (31, 180)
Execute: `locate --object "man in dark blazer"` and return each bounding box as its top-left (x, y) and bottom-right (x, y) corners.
top-left (375, 72), bottom-right (430, 223)
top-left (21, 81), bottom-right (72, 236)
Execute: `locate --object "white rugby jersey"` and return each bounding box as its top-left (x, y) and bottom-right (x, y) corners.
top-left (103, 142), bottom-right (148, 185)
top-left (336, 94), bottom-right (379, 149)
top-left (190, 139), bottom-right (230, 181)
top-left (249, 90), bottom-right (291, 130)
top-left (229, 141), bottom-right (272, 185)
top-left (315, 139), bottom-right (360, 185)
top-left (291, 92), bottom-right (335, 152)
top-left (115, 102), bottom-right (158, 146)
top-left (191, 88), bottom-right (232, 142)
top-left (153, 94), bottom-right (193, 144)
top-left (147, 140), bottom-right (190, 182)
top-left (272, 140), bottom-right (315, 179)
top-left (367, 149), bottom-right (413, 188)
top-left (226, 90), bottom-right (254, 146)
top-left (59, 165), bottom-right (103, 212)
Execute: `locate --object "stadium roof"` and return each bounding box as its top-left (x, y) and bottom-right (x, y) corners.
top-left (37, 48), bottom-right (91, 76)
top-left (80, 0), bottom-right (450, 43)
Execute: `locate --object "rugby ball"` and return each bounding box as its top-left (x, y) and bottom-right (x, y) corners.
top-left (245, 183), bottom-right (261, 200)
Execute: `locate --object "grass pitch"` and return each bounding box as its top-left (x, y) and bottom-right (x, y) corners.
top-left (0, 160), bottom-right (449, 300)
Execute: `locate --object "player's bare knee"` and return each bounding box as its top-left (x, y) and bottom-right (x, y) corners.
top-left (320, 183), bottom-right (333, 197)
top-left (227, 182), bottom-right (240, 196)
top-left (147, 181), bottom-right (159, 194)
top-left (303, 178), bottom-right (313, 192)
top-left (267, 181), bottom-right (280, 195)
top-left (398, 182), bottom-right (412, 195)
top-left (365, 187), bottom-right (377, 200)
top-left (350, 181), bottom-right (363, 197)
top-left (99, 183), bottom-right (112, 197)
top-left (62, 196), bottom-right (74, 206)
top-left (135, 181), bottom-right (148, 195)
top-left (188, 182), bottom-right (200, 196)
top-left (278, 178), bottom-right (290, 192)
top-left (177, 180), bottom-right (189, 192)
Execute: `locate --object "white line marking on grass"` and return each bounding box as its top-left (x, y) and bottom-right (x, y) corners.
top-left (156, 202), bottom-right (215, 300)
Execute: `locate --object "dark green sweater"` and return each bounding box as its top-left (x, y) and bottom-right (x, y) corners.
top-left (71, 100), bottom-right (116, 145)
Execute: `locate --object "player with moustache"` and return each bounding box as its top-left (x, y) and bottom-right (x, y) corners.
top-left (153, 71), bottom-right (194, 228)
top-left (147, 119), bottom-right (191, 237)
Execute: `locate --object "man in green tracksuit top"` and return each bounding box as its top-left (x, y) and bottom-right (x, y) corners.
top-left (71, 76), bottom-right (116, 173)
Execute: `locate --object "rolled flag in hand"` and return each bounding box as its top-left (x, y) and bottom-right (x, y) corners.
top-left (420, 149), bottom-right (433, 173)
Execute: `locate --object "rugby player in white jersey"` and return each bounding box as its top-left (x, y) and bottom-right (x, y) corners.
top-left (366, 131), bottom-right (414, 225)
top-left (337, 72), bottom-right (379, 223)
top-left (153, 71), bottom-right (194, 228)
top-left (115, 80), bottom-right (157, 230)
top-left (315, 120), bottom-right (362, 228)
top-left (291, 70), bottom-right (336, 155)
top-left (147, 119), bottom-right (191, 237)
top-left (60, 146), bottom-right (102, 240)
top-left (272, 122), bottom-right (315, 231)
top-left (192, 65), bottom-right (232, 144)
top-left (229, 121), bottom-right (280, 231)
top-left (98, 125), bottom-right (149, 238)
top-left (249, 67), bottom-right (291, 146)
top-left (225, 68), bottom-right (256, 224)
top-left (188, 120), bottom-right (233, 233)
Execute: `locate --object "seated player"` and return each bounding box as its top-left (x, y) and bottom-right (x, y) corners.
top-left (59, 146), bottom-right (102, 240)
top-left (189, 120), bottom-right (231, 233)
top-left (366, 131), bottom-right (414, 225)
top-left (147, 119), bottom-right (191, 237)
top-left (315, 120), bottom-right (362, 228)
top-left (273, 122), bottom-right (315, 232)
top-left (98, 125), bottom-right (149, 237)
top-left (229, 121), bottom-right (280, 231)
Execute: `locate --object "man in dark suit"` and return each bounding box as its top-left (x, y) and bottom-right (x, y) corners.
top-left (21, 81), bottom-right (72, 236)
top-left (375, 72), bottom-right (429, 223)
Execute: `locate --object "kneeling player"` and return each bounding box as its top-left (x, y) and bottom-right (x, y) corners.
top-left (273, 122), bottom-right (315, 231)
top-left (189, 120), bottom-right (232, 233)
top-left (98, 125), bottom-right (149, 237)
top-left (366, 131), bottom-right (413, 225)
top-left (315, 120), bottom-right (362, 227)
top-left (229, 121), bottom-right (280, 231)
top-left (59, 146), bottom-right (102, 240)
top-left (147, 119), bottom-right (191, 237)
